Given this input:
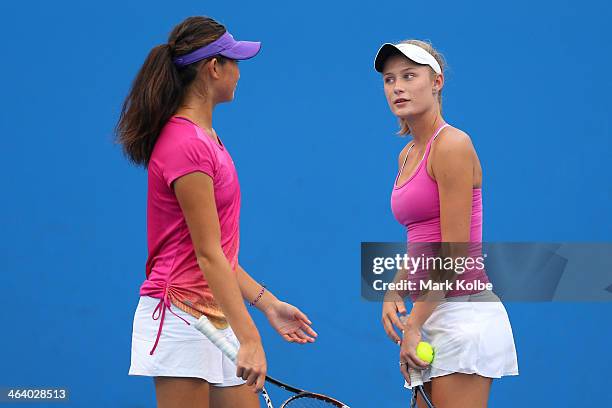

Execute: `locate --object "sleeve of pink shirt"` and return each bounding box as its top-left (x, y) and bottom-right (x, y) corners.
top-left (161, 130), bottom-right (217, 189)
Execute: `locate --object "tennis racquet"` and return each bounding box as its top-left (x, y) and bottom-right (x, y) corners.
top-left (399, 315), bottom-right (435, 408)
top-left (407, 358), bottom-right (435, 408)
top-left (194, 316), bottom-right (351, 408)
top-left (409, 381), bottom-right (435, 408)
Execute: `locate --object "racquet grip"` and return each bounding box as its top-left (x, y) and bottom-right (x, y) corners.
top-left (408, 368), bottom-right (424, 387)
top-left (194, 316), bottom-right (238, 363)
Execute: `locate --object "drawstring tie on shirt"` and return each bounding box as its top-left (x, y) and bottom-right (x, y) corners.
top-left (149, 281), bottom-right (191, 355)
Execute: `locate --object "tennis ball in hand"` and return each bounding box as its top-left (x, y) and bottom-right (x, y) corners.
top-left (416, 342), bottom-right (434, 363)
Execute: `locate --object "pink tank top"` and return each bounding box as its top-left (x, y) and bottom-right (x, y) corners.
top-left (390, 123), bottom-right (489, 300)
top-left (140, 116), bottom-right (241, 355)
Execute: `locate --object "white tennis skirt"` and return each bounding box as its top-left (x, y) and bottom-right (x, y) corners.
top-left (128, 295), bottom-right (245, 387)
top-left (405, 290), bottom-right (519, 388)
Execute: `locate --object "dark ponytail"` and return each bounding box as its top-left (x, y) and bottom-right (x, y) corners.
top-left (115, 16), bottom-right (226, 167)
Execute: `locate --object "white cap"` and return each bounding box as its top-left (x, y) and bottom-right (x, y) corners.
top-left (374, 43), bottom-right (441, 74)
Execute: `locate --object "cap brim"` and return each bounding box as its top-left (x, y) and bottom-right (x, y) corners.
top-left (374, 43), bottom-right (402, 72)
top-left (220, 40), bottom-right (261, 60)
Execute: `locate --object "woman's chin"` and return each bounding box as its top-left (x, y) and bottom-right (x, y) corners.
top-left (395, 106), bottom-right (428, 120)
top-left (394, 109), bottom-right (415, 119)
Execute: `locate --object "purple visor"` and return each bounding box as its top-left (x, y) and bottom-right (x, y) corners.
top-left (173, 31), bottom-right (261, 67)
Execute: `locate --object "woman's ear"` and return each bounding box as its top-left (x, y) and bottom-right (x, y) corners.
top-left (433, 73), bottom-right (445, 94)
top-left (202, 58), bottom-right (222, 80)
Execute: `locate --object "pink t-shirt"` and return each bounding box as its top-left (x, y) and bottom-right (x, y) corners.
top-left (139, 116), bottom-right (241, 355)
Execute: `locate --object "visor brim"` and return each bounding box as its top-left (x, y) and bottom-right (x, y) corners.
top-left (374, 43), bottom-right (402, 72)
top-left (374, 43), bottom-right (433, 72)
top-left (220, 40), bottom-right (261, 60)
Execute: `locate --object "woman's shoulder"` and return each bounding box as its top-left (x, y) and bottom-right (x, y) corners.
top-left (158, 118), bottom-right (217, 151)
top-left (433, 125), bottom-right (476, 155)
top-left (160, 117), bottom-right (199, 139)
top-left (151, 119), bottom-right (217, 166)
top-left (437, 125), bottom-right (473, 144)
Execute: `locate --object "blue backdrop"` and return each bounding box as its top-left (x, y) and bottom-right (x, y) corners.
top-left (1, 0), bottom-right (611, 406)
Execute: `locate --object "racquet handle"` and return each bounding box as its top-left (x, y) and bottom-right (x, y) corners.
top-left (408, 368), bottom-right (424, 387)
top-left (194, 316), bottom-right (276, 408)
top-left (194, 316), bottom-right (238, 362)
top-left (399, 315), bottom-right (425, 388)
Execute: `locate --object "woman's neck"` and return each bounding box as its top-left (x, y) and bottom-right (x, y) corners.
top-left (406, 108), bottom-right (444, 148)
top-left (175, 94), bottom-right (215, 134)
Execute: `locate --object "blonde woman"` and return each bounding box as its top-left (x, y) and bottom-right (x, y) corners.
top-left (375, 40), bottom-right (519, 407)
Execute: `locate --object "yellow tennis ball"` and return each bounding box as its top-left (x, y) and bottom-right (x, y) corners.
top-left (416, 341), bottom-right (434, 363)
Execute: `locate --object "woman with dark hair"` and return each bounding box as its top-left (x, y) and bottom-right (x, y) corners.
top-left (118, 16), bottom-right (316, 408)
top-left (375, 40), bottom-right (518, 407)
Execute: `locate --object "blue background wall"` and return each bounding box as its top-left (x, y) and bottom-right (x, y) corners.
top-left (1, 0), bottom-right (610, 406)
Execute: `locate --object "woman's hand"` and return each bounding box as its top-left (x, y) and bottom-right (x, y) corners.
top-left (263, 301), bottom-right (317, 344)
top-left (236, 339), bottom-right (267, 392)
top-left (399, 321), bottom-right (430, 385)
top-left (382, 292), bottom-right (408, 344)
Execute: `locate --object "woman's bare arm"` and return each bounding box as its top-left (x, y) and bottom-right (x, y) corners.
top-left (405, 129), bottom-right (475, 329)
top-left (174, 171), bottom-right (267, 390)
top-left (174, 172), bottom-right (260, 343)
top-left (235, 264), bottom-right (278, 312)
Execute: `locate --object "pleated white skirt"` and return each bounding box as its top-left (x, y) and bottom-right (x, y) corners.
top-left (405, 290), bottom-right (519, 388)
top-left (128, 296), bottom-right (245, 387)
